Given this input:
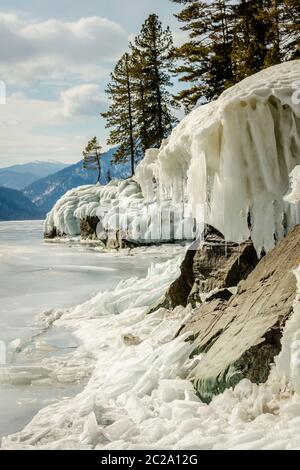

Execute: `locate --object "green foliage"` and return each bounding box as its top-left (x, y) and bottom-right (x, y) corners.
top-left (102, 14), bottom-right (177, 173)
top-left (132, 14), bottom-right (178, 147)
top-left (281, 0), bottom-right (300, 59)
top-left (82, 137), bottom-right (102, 184)
top-left (171, 1), bottom-right (236, 112)
top-left (101, 53), bottom-right (136, 176)
top-left (231, 1), bottom-right (281, 81)
top-left (170, 0), bottom-right (300, 111)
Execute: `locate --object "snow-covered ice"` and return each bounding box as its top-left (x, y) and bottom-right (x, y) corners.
top-left (45, 178), bottom-right (199, 244)
top-left (2, 253), bottom-right (300, 450)
top-left (0, 221), bottom-right (181, 439)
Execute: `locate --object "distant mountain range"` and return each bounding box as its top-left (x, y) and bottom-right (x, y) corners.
top-left (0, 161), bottom-right (69, 190)
top-left (0, 187), bottom-right (44, 221)
top-left (0, 149), bottom-right (132, 221)
top-left (23, 148), bottom-right (131, 214)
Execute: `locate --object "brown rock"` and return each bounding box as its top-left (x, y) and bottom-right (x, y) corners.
top-left (183, 224), bottom-right (300, 403)
top-left (80, 216), bottom-right (100, 240)
top-left (165, 225), bottom-right (258, 309)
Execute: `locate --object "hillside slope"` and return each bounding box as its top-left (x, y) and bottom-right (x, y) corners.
top-left (0, 161), bottom-right (68, 190)
top-left (24, 149), bottom-right (131, 213)
top-left (0, 187), bottom-right (44, 221)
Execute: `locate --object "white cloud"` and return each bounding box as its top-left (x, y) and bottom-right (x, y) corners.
top-left (172, 30), bottom-right (189, 47)
top-left (0, 13), bottom-right (127, 85)
top-left (58, 84), bottom-right (106, 119)
top-left (0, 93), bottom-right (98, 165)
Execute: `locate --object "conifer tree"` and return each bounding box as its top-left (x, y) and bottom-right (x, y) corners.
top-left (232, 0), bottom-right (299, 70)
top-left (82, 137), bottom-right (102, 184)
top-left (170, 1), bottom-right (236, 112)
top-left (170, 0), bottom-right (299, 110)
top-left (281, 0), bottom-right (300, 59)
top-left (130, 47), bottom-right (153, 154)
top-left (101, 52), bottom-right (136, 176)
top-left (231, 0), bottom-right (282, 80)
top-left (102, 14), bottom-right (178, 163)
top-left (132, 14), bottom-right (178, 147)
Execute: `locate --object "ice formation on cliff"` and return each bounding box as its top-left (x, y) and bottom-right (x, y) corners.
top-left (4, 159), bottom-right (300, 449)
top-left (7, 60), bottom-right (300, 450)
top-left (44, 180), bottom-right (143, 237)
top-left (136, 60), bottom-right (300, 254)
top-left (45, 61), bottom-right (300, 254)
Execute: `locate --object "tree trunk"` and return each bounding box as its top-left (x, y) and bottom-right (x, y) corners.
top-left (125, 54), bottom-right (135, 176)
top-left (96, 153), bottom-right (101, 183)
top-left (152, 29), bottom-right (163, 146)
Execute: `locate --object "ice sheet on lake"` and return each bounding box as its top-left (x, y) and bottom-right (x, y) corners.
top-left (2, 254), bottom-right (300, 450)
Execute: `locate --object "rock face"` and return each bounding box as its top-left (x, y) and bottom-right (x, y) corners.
top-left (80, 217), bottom-right (100, 240)
top-left (0, 187), bottom-right (45, 221)
top-left (44, 226), bottom-right (58, 239)
top-left (182, 225), bottom-right (300, 403)
top-left (165, 226), bottom-right (258, 309)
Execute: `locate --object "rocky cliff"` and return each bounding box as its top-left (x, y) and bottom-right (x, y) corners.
top-left (173, 225), bottom-right (300, 403)
top-left (163, 226), bottom-right (258, 309)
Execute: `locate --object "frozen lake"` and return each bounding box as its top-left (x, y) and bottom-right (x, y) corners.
top-left (0, 220), bottom-right (173, 439)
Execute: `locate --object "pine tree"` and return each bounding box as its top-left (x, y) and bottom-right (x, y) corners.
top-left (281, 0), bottom-right (300, 59)
top-left (209, 1), bottom-right (236, 95)
top-left (101, 53), bottom-right (136, 176)
top-left (170, 0), bottom-right (300, 110)
top-left (130, 47), bottom-right (153, 154)
top-left (170, 1), bottom-right (236, 112)
top-left (82, 137), bottom-right (102, 184)
top-left (232, 0), bottom-right (299, 71)
top-left (231, 0), bottom-right (283, 81)
top-left (133, 14), bottom-right (178, 147)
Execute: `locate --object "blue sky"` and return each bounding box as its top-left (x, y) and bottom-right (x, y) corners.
top-left (0, 0), bottom-right (184, 167)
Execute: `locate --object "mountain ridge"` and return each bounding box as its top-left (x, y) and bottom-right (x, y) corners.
top-left (23, 148), bottom-right (132, 214)
top-left (0, 161), bottom-right (69, 190)
top-left (0, 187), bottom-right (44, 221)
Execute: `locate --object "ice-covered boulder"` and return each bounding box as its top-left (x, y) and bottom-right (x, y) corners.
top-left (44, 179), bottom-right (144, 242)
top-left (44, 177), bottom-right (198, 245)
top-left (45, 61), bottom-right (300, 253)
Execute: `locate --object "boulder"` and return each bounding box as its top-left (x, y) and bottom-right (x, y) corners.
top-left (44, 226), bottom-right (58, 239)
top-left (80, 216), bottom-right (100, 240)
top-left (164, 225), bottom-right (258, 309)
top-left (44, 226), bottom-right (66, 239)
top-left (182, 225), bottom-right (300, 403)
